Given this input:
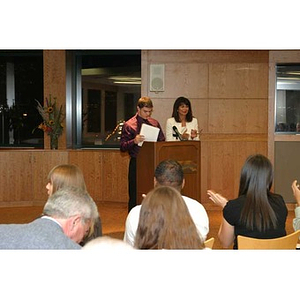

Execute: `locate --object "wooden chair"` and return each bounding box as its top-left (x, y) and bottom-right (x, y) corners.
top-left (204, 237), bottom-right (215, 249)
top-left (237, 230), bottom-right (300, 249)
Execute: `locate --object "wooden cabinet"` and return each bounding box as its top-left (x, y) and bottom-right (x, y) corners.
top-left (102, 151), bottom-right (129, 202)
top-left (0, 150), bottom-right (68, 206)
top-left (0, 151), bottom-right (32, 205)
top-left (0, 149), bottom-right (130, 207)
top-left (69, 150), bottom-right (129, 202)
top-left (31, 151), bottom-right (68, 204)
top-left (69, 150), bottom-right (103, 202)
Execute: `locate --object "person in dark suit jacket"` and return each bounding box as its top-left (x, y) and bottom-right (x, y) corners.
top-left (0, 187), bottom-right (99, 249)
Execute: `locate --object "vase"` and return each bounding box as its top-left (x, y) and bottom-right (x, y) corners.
top-left (50, 135), bottom-right (58, 150)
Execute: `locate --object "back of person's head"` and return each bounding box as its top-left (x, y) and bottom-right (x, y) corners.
top-left (172, 96), bottom-right (193, 122)
top-left (239, 154), bottom-right (273, 196)
top-left (239, 154), bottom-right (277, 231)
top-left (47, 164), bottom-right (87, 195)
top-left (137, 96), bottom-right (153, 109)
top-left (135, 186), bottom-right (204, 249)
top-left (154, 160), bottom-right (184, 192)
top-left (83, 236), bottom-right (134, 251)
top-left (43, 187), bottom-right (98, 225)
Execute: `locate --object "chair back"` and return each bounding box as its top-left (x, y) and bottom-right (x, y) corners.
top-left (237, 230), bottom-right (300, 249)
top-left (204, 237), bottom-right (215, 249)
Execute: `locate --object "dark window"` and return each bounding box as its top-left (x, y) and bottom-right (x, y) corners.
top-left (0, 50), bottom-right (43, 147)
top-left (105, 91), bottom-right (117, 132)
top-left (87, 89), bottom-right (101, 132)
top-left (124, 93), bottom-right (136, 121)
top-left (71, 50), bottom-right (141, 148)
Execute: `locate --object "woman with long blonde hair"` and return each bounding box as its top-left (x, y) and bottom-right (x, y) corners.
top-left (135, 186), bottom-right (204, 249)
top-left (46, 164), bottom-right (102, 245)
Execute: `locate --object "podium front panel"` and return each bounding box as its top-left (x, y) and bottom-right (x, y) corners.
top-left (136, 141), bottom-right (200, 204)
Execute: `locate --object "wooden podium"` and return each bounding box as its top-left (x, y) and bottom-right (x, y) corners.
top-left (136, 141), bottom-right (201, 204)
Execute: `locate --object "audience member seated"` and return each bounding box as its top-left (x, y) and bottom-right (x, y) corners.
top-left (291, 180), bottom-right (300, 231)
top-left (83, 236), bottom-right (134, 250)
top-left (207, 154), bottom-right (288, 249)
top-left (135, 186), bottom-right (205, 249)
top-left (46, 164), bottom-right (102, 245)
top-left (0, 187), bottom-right (99, 249)
top-left (123, 160), bottom-right (209, 246)
top-left (276, 122), bottom-right (288, 132)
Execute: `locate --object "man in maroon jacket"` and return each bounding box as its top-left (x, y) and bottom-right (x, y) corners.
top-left (120, 96), bottom-right (165, 212)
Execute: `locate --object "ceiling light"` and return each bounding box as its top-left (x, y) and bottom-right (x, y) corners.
top-left (113, 81), bottom-right (141, 85)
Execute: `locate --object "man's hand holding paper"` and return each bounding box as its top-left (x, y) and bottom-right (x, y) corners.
top-left (138, 123), bottom-right (160, 146)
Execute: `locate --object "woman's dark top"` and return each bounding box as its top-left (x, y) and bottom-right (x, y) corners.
top-left (223, 193), bottom-right (288, 249)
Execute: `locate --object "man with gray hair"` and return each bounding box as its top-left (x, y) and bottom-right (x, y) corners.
top-left (0, 187), bottom-right (99, 249)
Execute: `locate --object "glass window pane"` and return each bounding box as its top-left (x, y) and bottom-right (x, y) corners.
top-left (276, 64), bottom-right (300, 133)
top-left (87, 89), bottom-right (101, 132)
top-left (0, 51), bottom-right (43, 147)
top-left (105, 91), bottom-right (117, 132)
top-left (76, 50), bottom-right (141, 148)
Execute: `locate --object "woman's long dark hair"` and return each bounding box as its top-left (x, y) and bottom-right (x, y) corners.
top-left (239, 154), bottom-right (277, 232)
top-left (172, 97), bottom-right (193, 122)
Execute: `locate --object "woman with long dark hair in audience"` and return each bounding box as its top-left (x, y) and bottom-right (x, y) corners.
top-left (208, 154), bottom-right (288, 249)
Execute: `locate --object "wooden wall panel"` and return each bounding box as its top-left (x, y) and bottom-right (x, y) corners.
top-left (209, 63), bottom-right (268, 99)
top-left (0, 152), bottom-right (32, 205)
top-left (101, 151), bottom-right (129, 202)
top-left (208, 99), bottom-right (268, 133)
top-left (202, 140), bottom-right (268, 208)
top-left (68, 151), bottom-right (104, 202)
top-left (146, 50), bottom-right (269, 64)
top-left (149, 63), bottom-right (208, 99)
top-left (190, 99), bottom-right (209, 133)
top-left (0, 150), bottom-right (129, 207)
top-left (68, 150), bottom-right (129, 203)
top-left (0, 151), bottom-right (69, 206)
top-left (43, 50), bottom-right (66, 149)
top-left (31, 151), bottom-right (68, 204)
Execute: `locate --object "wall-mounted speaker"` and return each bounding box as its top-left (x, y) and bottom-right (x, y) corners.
top-left (150, 64), bottom-right (165, 92)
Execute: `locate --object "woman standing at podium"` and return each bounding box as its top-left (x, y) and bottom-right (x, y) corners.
top-left (165, 96), bottom-right (200, 141)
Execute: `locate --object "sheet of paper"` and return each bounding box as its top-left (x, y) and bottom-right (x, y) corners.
top-left (138, 123), bottom-right (160, 146)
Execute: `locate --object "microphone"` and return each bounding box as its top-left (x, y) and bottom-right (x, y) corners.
top-left (172, 126), bottom-right (183, 141)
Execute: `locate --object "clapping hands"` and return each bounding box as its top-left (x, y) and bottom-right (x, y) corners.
top-left (292, 180), bottom-right (300, 206)
top-left (207, 190), bottom-right (228, 208)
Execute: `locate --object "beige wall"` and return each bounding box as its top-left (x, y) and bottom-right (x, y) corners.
top-left (142, 50), bottom-right (269, 208)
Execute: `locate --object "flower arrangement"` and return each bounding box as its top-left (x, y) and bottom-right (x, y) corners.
top-left (35, 95), bottom-right (65, 149)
